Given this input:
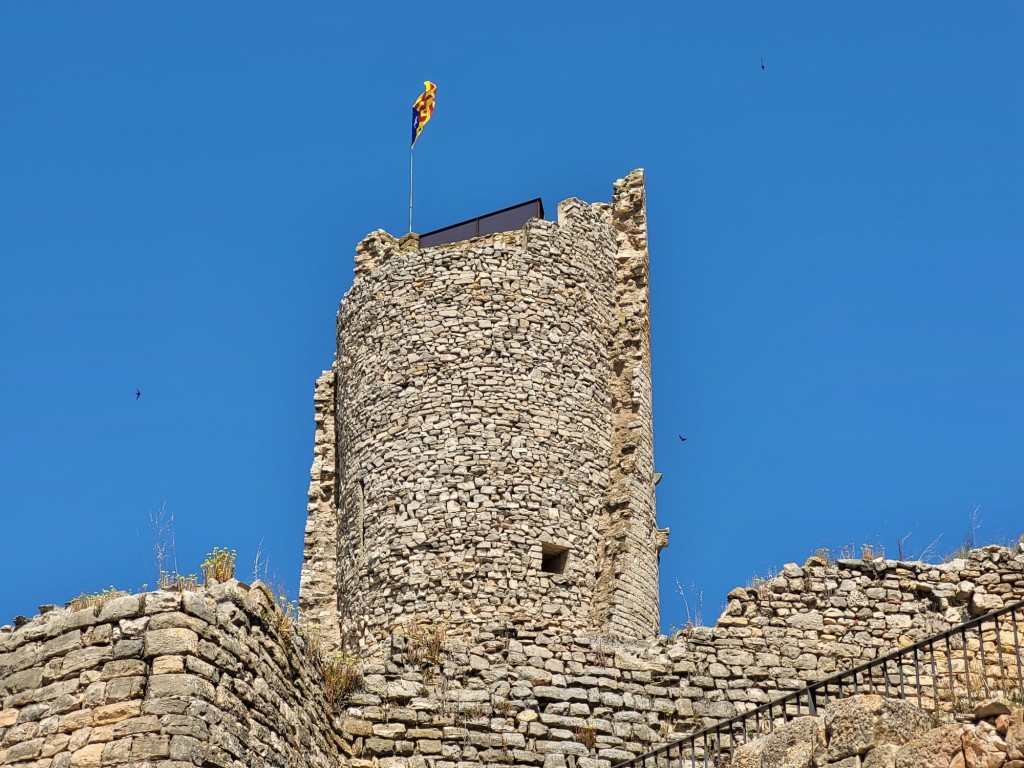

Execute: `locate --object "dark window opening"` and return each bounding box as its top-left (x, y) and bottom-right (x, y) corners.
top-left (541, 543), bottom-right (570, 574)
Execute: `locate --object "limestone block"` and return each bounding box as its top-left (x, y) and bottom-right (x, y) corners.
top-left (975, 700), bottom-right (1014, 719)
top-left (101, 737), bottom-right (132, 763)
top-left (92, 700), bottom-right (141, 725)
top-left (69, 742), bottom-right (105, 767)
top-left (111, 714), bottom-right (161, 736)
top-left (96, 595), bottom-right (141, 623)
top-left (2, 668), bottom-right (43, 694)
top-left (1005, 710), bottom-right (1024, 760)
top-left (61, 646), bottom-right (112, 677)
top-left (39, 631), bottom-right (82, 661)
top-left (962, 723), bottom-right (1008, 768)
top-left (894, 724), bottom-right (971, 768)
top-left (169, 733), bottom-right (206, 762)
top-left (144, 673), bottom-right (215, 702)
top-left (151, 654), bottom-right (185, 674)
top-left (969, 593), bottom-right (1003, 618)
top-left (864, 744), bottom-right (902, 768)
top-left (4, 736), bottom-right (45, 762)
top-left (824, 696), bottom-right (937, 762)
top-left (41, 732), bottom-right (71, 757)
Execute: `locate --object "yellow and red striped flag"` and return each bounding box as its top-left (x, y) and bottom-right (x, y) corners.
top-left (411, 81), bottom-right (437, 148)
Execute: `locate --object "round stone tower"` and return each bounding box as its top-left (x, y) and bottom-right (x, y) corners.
top-left (300, 171), bottom-right (667, 653)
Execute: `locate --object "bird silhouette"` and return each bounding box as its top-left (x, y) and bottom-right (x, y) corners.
top-left (761, 57), bottom-right (766, 71)
top-left (135, 389), bottom-right (141, 400)
top-left (678, 435), bottom-right (687, 442)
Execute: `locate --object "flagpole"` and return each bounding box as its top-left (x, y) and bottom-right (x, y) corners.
top-left (409, 145), bottom-right (415, 234)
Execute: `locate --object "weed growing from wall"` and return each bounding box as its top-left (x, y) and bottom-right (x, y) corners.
top-left (67, 587), bottom-right (127, 612)
top-left (675, 579), bottom-right (705, 635)
top-left (574, 721), bottom-right (598, 750)
top-left (159, 571), bottom-right (199, 591)
top-left (202, 547), bottom-right (237, 584)
top-left (403, 622), bottom-right (448, 667)
top-left (322, 653), bottom-right (363, 706)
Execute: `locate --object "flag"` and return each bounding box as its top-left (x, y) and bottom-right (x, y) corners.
top-left (411, 81), bottom-right (437, 148)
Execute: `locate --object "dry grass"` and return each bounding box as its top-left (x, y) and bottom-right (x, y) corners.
top-left (574, 722), bottom-right (598, 750)
top-left (67, 587), bottom-right (128, 612)
top-left (404, 622), bottom-right (447, 667)
top-left (159, 571), bottom-right (200, 591)
top-left (323, 654), bottom-right (363, 706)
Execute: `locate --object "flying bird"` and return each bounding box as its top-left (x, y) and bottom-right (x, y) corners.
top-left (760, 57), bottom-right (766, 71)
top-left (135, 389), bottom-right (141, 400)
top-left (678, 435), bottom-right (687, 443)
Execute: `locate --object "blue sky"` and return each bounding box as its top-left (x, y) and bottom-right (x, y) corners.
top-left (2, 3), bottom-right (1022, 633)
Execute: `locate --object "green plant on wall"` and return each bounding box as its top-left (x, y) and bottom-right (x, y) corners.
top-left (67, 586), bottom-right (127, 612)
top-left (322, 653), bottom-right (363, 706)
top-left (159, 571), bottom-right (199, 591)
top-left (202, 547), bottom-right (237, 584)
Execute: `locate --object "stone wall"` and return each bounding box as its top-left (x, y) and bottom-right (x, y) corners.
top-left (0, 581), bottom-right (343, 767)
top-left (300, 172), bottom-right (665, 652)
top-left (300, 369), bottom-right (341, 651)
top-left (5, 546), bottom-right (1024, 768)
top-left (326, 545), bottom-right (1024, 768)
top-left (591, 171), bottom-right (666, 639)
top-left (731, 695), bottom-right (1023, 768)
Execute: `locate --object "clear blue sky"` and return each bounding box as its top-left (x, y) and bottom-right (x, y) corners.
top-left (2, 4), bottom-right (1022, 633)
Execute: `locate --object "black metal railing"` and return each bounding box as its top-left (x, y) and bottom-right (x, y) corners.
top-left (615, 598), bottom-right (1024, 768)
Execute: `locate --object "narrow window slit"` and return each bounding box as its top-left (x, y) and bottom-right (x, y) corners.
top-left (541, 543), bottom-right (570, 574)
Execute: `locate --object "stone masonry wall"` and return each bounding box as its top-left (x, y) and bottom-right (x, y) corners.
top-left (731, 694), bottom-right (1024, 768)
top-left (300, 369), bottom-right (341, 651)
top-left (5, 546), bottom-right (1024, 768)
top-left (330, 204), bottom-right (615, 652)
top-left (326, 545), bottom-right (1024, 768)
top-left (0, 581), bottom-right (343, 768)
top-left (695, 544), bottom-right (1023, 711)
top-left (301, 172), bottom-right (665, 652)
top-left (590, 170), bottom-right (665, 639)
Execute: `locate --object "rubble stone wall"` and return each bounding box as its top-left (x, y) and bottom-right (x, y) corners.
top-left (730, 694), bottom-right (1024, 768)
top-left (300, 369), bottom-right (341, 651)
top-left (591, 172), bottom-right (664, 640)
top-left (0, 581), bottom-right (343, 768)
top-left (5, 546), bottom-right (1024, 768)
top-left (302, 171), bottom-right (665, 652)
top-left (326, 545), bottom-right (1024, 768)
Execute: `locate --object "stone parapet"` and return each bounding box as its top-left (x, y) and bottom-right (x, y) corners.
top-left (0, 582), bottom-right (344, 767)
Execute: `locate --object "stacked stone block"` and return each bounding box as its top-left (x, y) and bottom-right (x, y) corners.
top-left (0, 583), bottom-right (344, 767)
top-left (300, 369), bottom-right (341, 651)
top-left (591, 171), bottom-right (666, 638)
top-left (732, 695), bottom-right (1024, 768)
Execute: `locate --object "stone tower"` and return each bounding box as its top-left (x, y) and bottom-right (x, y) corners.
top-left (300, 170), bottom-right (667, 653)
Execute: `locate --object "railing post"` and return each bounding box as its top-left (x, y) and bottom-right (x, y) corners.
top-left (995, 615), bottom-right (1006, 698)
top-left (1010, 610), bottom-right (1023, 700)
top-left (913, 647), bottom-right (922, 708)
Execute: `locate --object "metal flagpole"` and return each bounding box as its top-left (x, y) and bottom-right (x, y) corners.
top-left (409, 145), bottom-right (415, 234)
